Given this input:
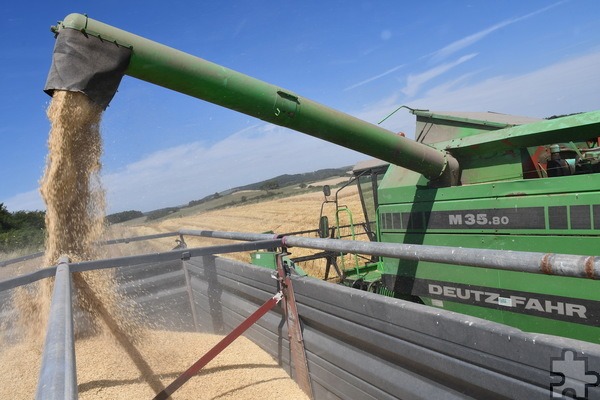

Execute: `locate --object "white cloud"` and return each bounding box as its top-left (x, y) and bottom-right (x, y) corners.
top-left (423, 70), bottom-right (486, 98)
top-left (345, 3), bottom-right (553, 94)
top-left (4, 189), bottom-right (44, 212)
top-left (416, 50), bottom-right (600, 117)
top-left (101, 124), bottom-right (366, 213)
top-left (429, 1), bottom-right (567, 62)
top-left (4, 125), bottom-right (366, 214)
top-left (345, 64), bottom-right (405, 91)
top-left (356, 49), bottom-right (600, 138)
top-left (402, 53), bottom-right (478, 97)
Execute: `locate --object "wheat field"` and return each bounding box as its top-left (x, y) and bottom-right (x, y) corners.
top-left (113, 186), bottom-right (366, 279)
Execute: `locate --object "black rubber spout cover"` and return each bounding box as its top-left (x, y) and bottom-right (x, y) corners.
top-left (44, 28), bottom-right (132, 109)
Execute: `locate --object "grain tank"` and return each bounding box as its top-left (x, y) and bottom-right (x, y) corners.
top-left (44, 13), bottom-right (600, 343)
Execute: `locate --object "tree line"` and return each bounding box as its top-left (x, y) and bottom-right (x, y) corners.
top-left (0, 203), bottom-right (45, 253)
top-left (0, 204), bottom-right (148, 255)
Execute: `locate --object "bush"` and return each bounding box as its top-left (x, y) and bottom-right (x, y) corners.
top-left (146, 207), bottom-right (180, 221)
top-left (106, 210), bottom-right (145, 224)
top-left (0, 228), bottom-right (45, 253)
top-left (0, 203), bottom-right (46, 253)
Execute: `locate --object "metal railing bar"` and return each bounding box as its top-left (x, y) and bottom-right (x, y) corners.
top-left (0, 251), bottom-right (44, 268)
top-left (0, 233), bottom-right (180, 269)
top-left (178, 229), bottom-right (277, 242)
top-left (35, 257), bottom-right (77, 400)
top-left (0, 222), bottom-right (365, 269)
top-left (0, 240), bottom-right (283, 292)
top-left (0, 267), bottom-right (57, 292)
top-left (283, 236), bottom-right (599, 279)
top-left (70, 240), bottom-right (283, 274)
top-left (98, 231), bottom-right (179, 245)
top-left (178, 229), bottom-right (600, 279)
top-left (6, 223), bottom-right (597, 292)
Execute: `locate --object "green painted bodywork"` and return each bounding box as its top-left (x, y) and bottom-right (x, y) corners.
top-left (250, 252), bottom-right (279, 270)
top-left (376, 114), bottom-right (600, 342)
top-left (251, 251), bottom-right (307, 276)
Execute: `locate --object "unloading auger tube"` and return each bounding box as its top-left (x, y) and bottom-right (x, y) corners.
top-left (44, 13), bottom-right (459, 186)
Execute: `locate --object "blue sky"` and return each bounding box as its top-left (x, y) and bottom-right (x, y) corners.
top-left (2, 1), bottom-right (599, 213)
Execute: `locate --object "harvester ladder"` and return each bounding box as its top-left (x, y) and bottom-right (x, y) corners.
top-left (335, 206), bottom-right (360, 273)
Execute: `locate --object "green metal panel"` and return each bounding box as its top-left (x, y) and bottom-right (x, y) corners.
top-left (379, 169), bottom-right (600, 206)
top-left (250, 252), bottom-right (278, 270)
top-left (432, 110), bottom-right (600, 155)
top-left (457, 150), bottom-right (523, 184)
top-left (381, 233), bottom-right (600, 342)
top-left (377, 164), bottom-right (600, 342)
top-left (379, 189), bottom-right (600, 236)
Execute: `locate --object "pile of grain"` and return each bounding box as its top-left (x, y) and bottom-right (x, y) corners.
top-left (0, 330), bottom-right (308, 399)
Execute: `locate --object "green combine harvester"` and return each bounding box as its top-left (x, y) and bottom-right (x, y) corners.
top-left (44, 13), bottom-right (600, 344)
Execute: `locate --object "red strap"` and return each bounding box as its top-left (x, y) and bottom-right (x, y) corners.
top-left (153, 292), bottom-right (283, 400)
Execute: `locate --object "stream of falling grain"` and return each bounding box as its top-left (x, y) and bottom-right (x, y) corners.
top-left (41, 90), bottom-right (105, 266)
top-left (2, 90), bottom-right (308, 399)
top-left (9, 90), bottom-right (165, 395)
top-left (12, 90), bottom-right (107, 337)
top-left (40, 90), bottom-right (164, 391)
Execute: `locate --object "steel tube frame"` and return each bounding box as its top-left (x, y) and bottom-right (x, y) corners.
top-left (282, 235), bottom-right (600, 279)
top-left (35, 257), bottom-right (77, 400)
top-left (0, 251), bottom-right (44, 268)
top-left (0, 228), bottom-right (595, 399)
top-left (178, 229), bottom-right (600, 279)
top-left (99, 231), bottom-right (179, 245)
top-left (0, 233), bottom-right (181, 269)
top-left (3, 227), bottom-right (597, 294)
top-left (178, 229), bottom-right (277, 242)
top-left (0, 267), bottom-right (57, 292)
top-left (1, 238), bottom-right (284, 398)
top-left (0, 240), bottom-right (282, 293)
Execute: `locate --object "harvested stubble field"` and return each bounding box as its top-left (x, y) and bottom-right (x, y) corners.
top-left (121, 187), bottom-right (366, 278)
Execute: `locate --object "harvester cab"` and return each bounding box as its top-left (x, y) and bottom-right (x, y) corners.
top-left (317, 159), bottom-right (389, 244)
top-left (351, 159), bottom-right (389, 242)
top-left (301, 159), bottom-right (390, 290)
